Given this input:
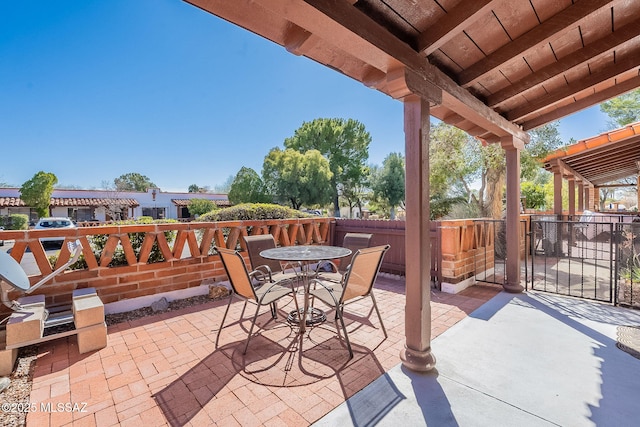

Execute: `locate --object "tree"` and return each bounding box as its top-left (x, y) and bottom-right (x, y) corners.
top-left (114, 173), bottom-right (156, 192)
top-left (100, 180), bottom-right (127, 220)
top-left (188, 184), bottom-right (210, 193)
top-left (213, 175), bottom-right (234, 194)
top-left (373, 153), bottom-right (405, 219)
top-left (262, 148), bottom-right (333, 210)
top-left (338, 168), bottom-right (370, 218)
top-left (429, 122), bottom-right (481, 210)
top-left (187, 199), bottom-right (217, 217)
top-left (600, 89), bottom-right (640, 127)
top-left (521, 121), bottom-right (564, 181)
top-left (20, 171), bottom-right (58, 217)
top-left (284, 118), bottom-right (371, 217)
top-left (228, 167), bottom-right (271, 204)
top-left (520, 182), bottom-right (547, 210)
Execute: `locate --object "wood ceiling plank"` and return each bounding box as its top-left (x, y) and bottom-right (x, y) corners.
top-left (529, 0), bottom-right (573, 22)
top-left (429, 50), bottom-right (463, 73)
top-left (563, 63), bottom-right (592, 84)
top-left (522, 43), bottom-right (556, 72)
top-left (437, 32), bottom-right (486, 69)
top-left (487, 20), bottom-right (640, 107)
top-left (299, 0), bottom-right (527, 140)
top-left (385, 0), bottom-right (446, 33)
top-left (417, 0), bottom-right (495, 55)
top-left (507, 53), bottom-right (640, 121)
top-left (521, 74), bottom-right (640, 130)
top-left (458, 0), bottom-right (613, 87)
top-left (579, 6), bottom-right (614, 45)
top-left (613, 0), bottom-right (640, 29)
top-left (463, 11), bottom-right (512, 56)
top-left (546, 27), bottom-right (584, 59)
top-left (491, 0), bottom-right (538, 40)
top-left (498, 57), bottom-right (536, 86)
top-left (355, 0), bottom-right (420, 43)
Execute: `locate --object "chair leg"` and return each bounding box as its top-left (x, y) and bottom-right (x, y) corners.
top-left (215, 293), bottom-right (234, 348)
top-left (243, 303), bottom-right (262, 354)
top-left (336, 305), bottom-right (353, 359)
top-left (369, 292), bottom-right (387, 338)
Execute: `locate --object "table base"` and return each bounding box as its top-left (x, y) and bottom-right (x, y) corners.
top-left (287, 308), bottom-right (327, 326)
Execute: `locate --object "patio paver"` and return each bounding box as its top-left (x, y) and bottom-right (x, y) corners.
top-left (24, 276), bottom-right (500, 426)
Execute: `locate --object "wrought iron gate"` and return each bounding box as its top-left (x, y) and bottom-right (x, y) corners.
top-left (528, 215), bottom-right (640, 308)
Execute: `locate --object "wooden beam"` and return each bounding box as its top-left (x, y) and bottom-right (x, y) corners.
top-left (417, 0), bottom-right (495, 56)
top-left (507, 55), bottom-right (640, 121)
top-left (487, 18), bottom-right (640, 107)
top-left (458, 0), bottom-right (612, 87)
top-left (511, 67), bottom-right (640, 123)
top-left (555, 159), bottom-right (592, 187)
top-left (522, 74), bottom-right (640, 130)
top-left (300, 0), bottom-right (528, 141)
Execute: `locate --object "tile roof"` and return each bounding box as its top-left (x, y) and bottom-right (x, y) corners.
top-left (171, 198), bottom-right (230, 207)
top-left (543, 121), bottom-right (640, 186)
top-left (0, 197), bottom-right (140, 208)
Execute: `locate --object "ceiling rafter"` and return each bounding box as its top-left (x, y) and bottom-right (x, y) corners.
top-left (300, 0), bottom-right (528, 142)
top-left (522, 74), bottom-right (640, 130)
top-left (458, 0), bottom-right (612, 87)
top-left (507, 54), bottom-right (640, 121)
top-left (416, 0), bottom-right (495, 56)
top-left (487, 18), bottom-right (640, 108)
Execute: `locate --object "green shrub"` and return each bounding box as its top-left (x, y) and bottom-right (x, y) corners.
top-left (49, 217), bottom-right (179, 269)
top-left (196, 203), bottom-right (313, 255)
top-left (198, 203), bottom-right (312, 222)
top-left (0, 214), bottom-right (29, 230)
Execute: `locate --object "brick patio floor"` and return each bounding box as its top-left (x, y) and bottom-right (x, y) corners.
top-left (25, 276), bottom-right (501, 426)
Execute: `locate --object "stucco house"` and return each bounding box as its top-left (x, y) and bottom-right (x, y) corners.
top-left (0, 187), bottom-right (229, 222)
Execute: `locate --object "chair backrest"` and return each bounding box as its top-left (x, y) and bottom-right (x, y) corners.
top-left (338, 233), bottom-right (373, 272)
top-left (243, 234), bottom-right (283, 273)
top-left (341, 245), bottom-right (389, 303)
top-left (216, 247), bottom-right (256, 301)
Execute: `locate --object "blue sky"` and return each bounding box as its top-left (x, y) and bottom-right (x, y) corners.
top-left (0, 0), bottom-right (611, 192)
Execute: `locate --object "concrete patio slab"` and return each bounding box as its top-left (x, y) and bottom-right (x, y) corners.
top-left (316, 291), bottom-right (640, 427)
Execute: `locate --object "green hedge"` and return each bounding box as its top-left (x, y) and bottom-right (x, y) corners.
top-left (49, 217), bottom-right (178, 270)
top-left (197, 203), bottom-right (312, 221)
top-left (0, 214), bottom-right (29, 230)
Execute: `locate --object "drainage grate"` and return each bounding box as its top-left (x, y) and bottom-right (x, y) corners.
top-left (616, 325), bottom-right (640, 359)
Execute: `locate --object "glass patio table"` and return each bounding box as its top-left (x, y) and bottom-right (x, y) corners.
top-left (260, 245), bottom-right (351, 333)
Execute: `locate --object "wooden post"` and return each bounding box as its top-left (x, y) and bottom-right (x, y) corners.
top-left (578, 181), bottom-right (584, 212)
top-left (502, 137), bottom-right (524, 293)
top-left (568, 177), bottom-right (576, 217)
top-left (400, 95), bottom-right (436, 372)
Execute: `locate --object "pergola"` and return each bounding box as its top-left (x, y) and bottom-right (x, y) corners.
top-left (185, 0), bottom-right (640, 371)
top-left (543, 121), bottom-right (640, 215)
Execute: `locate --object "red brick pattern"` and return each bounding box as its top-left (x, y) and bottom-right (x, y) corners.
top-left (25, 277), bottom-right (500, 426)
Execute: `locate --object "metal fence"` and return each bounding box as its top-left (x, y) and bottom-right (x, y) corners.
top-left (528, 215), bottom-right (640, 308)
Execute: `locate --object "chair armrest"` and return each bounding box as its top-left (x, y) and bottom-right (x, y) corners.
top-left (250, 265), bottom-right (273, 283)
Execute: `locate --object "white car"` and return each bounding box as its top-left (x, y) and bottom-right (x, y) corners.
top-left (34, 217), bottom-right (77, 245)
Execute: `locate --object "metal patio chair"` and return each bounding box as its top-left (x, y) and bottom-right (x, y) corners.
top-left (315, 232), bottom-right (373, 283)
top-left (309, 244), bottom-right (389, 359)
top-left (215, 247), bottom-right (299, 353)
top-left (243, 234), bottom-right (300, 284)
